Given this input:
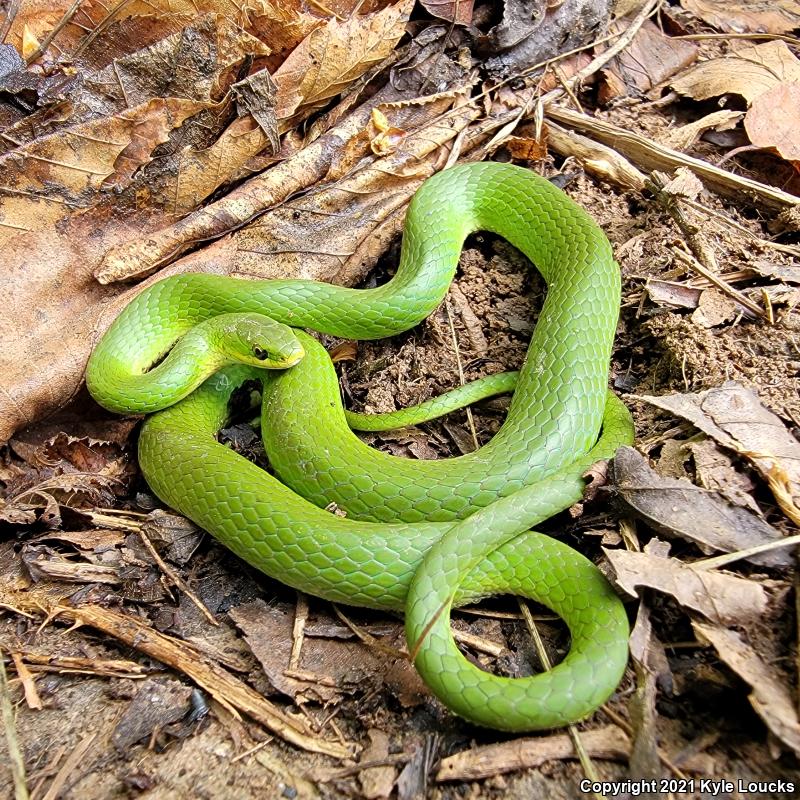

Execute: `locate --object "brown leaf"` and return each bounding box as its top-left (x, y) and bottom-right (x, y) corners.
top-left (692, 621), bottom-right (800, 756)
top-left (272, 0), bottom-right (414, 127)
top-left (680, 0), bottom-right (800, 35)
top-left (0, 98), bottom-right (204, 244)
top-left (744, 82), bottom-right (800, 162)
top-left (635, 383), bottom-right (800, 527)
top-left (360, 729), bottom-right (396, 800)
top-left (229, 599), bottom-right (407, 705)
top-left (610, 446), bottom-right (790, 567)
top-left (419, 0), bottom-right (474, 25)
top-left (671, 41), bottom-right (800, 104)
top-left (600, 18), bottom-right (697, 99)
top-left (604, 539), bottom-right (769, 625)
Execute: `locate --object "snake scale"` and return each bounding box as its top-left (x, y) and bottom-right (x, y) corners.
top-left (86, 162), bottom-right (633, 731)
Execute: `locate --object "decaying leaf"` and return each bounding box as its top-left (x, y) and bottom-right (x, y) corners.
top-left (112, 678), bottom-right (193, 752)
top-left (0, 98), bottom-right (205, 244)
top-left (605, 538), bottom-right (770, 625)
top-left (229, 599), bottom-right (421, 706)
top-left (272, 0), bottom-right (414, 128)
top-left (609, 446), bottom-right (789, 567)
top-left (693, 621), bottom-right (800, 756)
top-left (680, 0), bottom-right (800, 35)
top-left (599, 19), bottom-right (697, 100)
top-left (636, 383), bottom-right (800, 527)
top-left (419, 0), bottom-right (474, 25)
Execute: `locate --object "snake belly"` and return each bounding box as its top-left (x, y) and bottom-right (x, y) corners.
top-left (88, 162), bottom-right (633, 731)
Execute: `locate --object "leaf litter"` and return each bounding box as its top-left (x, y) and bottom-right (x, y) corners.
top-left (1, 1), bottom-right (800, 798)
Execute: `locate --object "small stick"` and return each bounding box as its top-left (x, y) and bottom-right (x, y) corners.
top-left (136, 527), bottom-right (219, 627)
top-left (289, 593), bottom-right (309, 671)
top-left (0, 648), bottom-right (29, 800)
top-left (517, 600), bottom-right (604, 800)
top-left (671, 248), bottom-right (768, 321)
top-left (25, 0), bottom-right (83, 64)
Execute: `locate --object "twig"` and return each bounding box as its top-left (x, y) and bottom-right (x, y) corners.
top-left (444, 297), bottom-right (478, 451)
top-left (25, 0), bottom-right (83, 64)
top-left (53, 604), bottom-right (350, 757)
top-left (41, 732), bottom-right (95, 800)
top-left (547, 106), bottom-right (800, 211)
top-left (517, 600), bottom-right (604, 800)
top-left (0, 648), bottom-right (29, 800)
top-left (539, 0), bottom-right (661, 108)
top-left (136, 527), bottom-right (219, 627)
top-left (289, 593), bottom-right (309, 671)
top-left (671, 247), bottom-right (768, 321)
top-left (690, 533), bottom-right (800, 572)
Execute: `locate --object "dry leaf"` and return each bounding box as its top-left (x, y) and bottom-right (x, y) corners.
top-left (605, 538), bottom-right (769, 625)
top-left (671, 41), bottom-right (800, 104)
top-left (0, 98), bottom-right (205, 244)
top-left (599, 19), bottom-right (697, 100)
top-left (273, 0), bottom-right (414, 128)
top-left (659, 109), bottom-right (744, 152)
top-left (680, 0), bottom-right (800, 35)
top-left (419, 0), bottom-right (474, 25)
top-left (744, 82), bottom-right (800, 162)
top-left (693, 621), bottom-right (800, 756)
top-left (610, 447), bottom-right (789, 567)
top-left (635, 383), bottom-right (800, 527)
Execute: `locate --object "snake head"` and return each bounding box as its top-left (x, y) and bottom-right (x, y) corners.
top-left (215, 313), bottom-right (304, 370)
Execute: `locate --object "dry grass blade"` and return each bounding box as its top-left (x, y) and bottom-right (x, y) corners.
top-left (0, 648), bottom-right (29, 800)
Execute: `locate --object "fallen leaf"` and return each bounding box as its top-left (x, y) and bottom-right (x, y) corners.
top-left (112, 678), bottom-right (193, 752)
top-left (635, 383), bottom-right (800, 527)
top-left (0, 98), bottom-right (205, 244)
top-left (627, 603), bottom-right (663, 780)
top-left (360, 729), bottom-right (396, 800)
top-left (680, 0), bottom-right (800, 35)
top-left (273, 0), bottom-right (414, 128)
top-left (658, 109), bottom-right (743, 152)
top-left (610, 446), bottom-right (790, 567)
top-left (693, 621), bottom-right (800, 756)
top-left (744, 82), bottom-right (800, 162)
top-left (605, 538), bottom-right (769, 625)
top-left (671, 41), bottom-right (800, 104)
top-left (599, 19), bottom-right (697, 100)
top-left (691, 288), bottom-right (738, 328)
top-left (419, 0), bottom-right (474, 25)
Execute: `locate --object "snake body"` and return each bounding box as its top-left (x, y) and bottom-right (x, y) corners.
top-left (86, 162), bottom-right (633, 731)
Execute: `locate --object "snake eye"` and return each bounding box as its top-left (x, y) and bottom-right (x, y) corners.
top-left (253, 347), bottom-right (269, 361)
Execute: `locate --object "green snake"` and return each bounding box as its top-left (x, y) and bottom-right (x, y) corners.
top-left (86, 162), bottom-right (633, 731)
